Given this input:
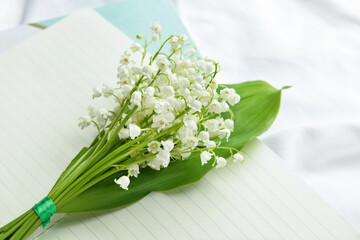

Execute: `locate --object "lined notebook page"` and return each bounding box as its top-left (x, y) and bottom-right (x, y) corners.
top-left (0, 9), bottom-right (358, 240)
top-left (0, 8), bottom-right (132, 229)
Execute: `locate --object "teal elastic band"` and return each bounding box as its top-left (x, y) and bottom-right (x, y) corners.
top-left (33, 197), bottom-right (56, 228)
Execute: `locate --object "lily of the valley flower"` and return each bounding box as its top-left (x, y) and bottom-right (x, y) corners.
top-left (79, 22), bottom-right (243, 190)
top-left (114, 176), bottom-right (130, 190)
top-left (129, 164), bottom-right (140, 177)
top-left (216, 156), bottom-right (227, 168)
top-left (233, 153), bottom-right (245, 163)
top-left (200, 151), bottom-right (213, 165)
top-left (150, 22), bottom-right (162, 34)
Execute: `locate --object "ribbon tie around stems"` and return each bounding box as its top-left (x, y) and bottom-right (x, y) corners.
top-left (33, 197), bottom-right (56, 228)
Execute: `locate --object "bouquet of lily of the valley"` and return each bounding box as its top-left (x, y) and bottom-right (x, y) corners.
top-left (0, 23), bottom-right (284, 240)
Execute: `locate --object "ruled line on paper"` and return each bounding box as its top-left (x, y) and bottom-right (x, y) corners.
top-left (137, 201), bottom-right (177, 239)
top-left (93, 213), bottom-right (121, 240)
top-left (191, 181), bottom-right (257, 239)
top-left (223, 163), bottom-right (309, 239)
top-left (67, 228), bottom-right (81, 240)
top-left (165, 190), bottom-right (213, 239)
top-left (198, 170), bottom-right (285, 239)
top-left (239, 154), bottom-right (323, 239)
top-left (148, 192), bottom-right (208, 239)
top-left (192, 183), bottom-right (247, 234)
top-left (245, 144), bottom-right (341, 239)
top-left (0, 97), bottom-right (66, 176)
top-left (146, 194), bottom-right (193, 239)
top-left (204, 171), bottom-right (284, 239)
top-left (217, 164), bottom-right (304, 239)
top-left (237, 155), bottom-right (323, 239)
top-left (108, 211), bottom-right (139, 239)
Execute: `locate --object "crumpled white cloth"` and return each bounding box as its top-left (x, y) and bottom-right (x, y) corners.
top-left (1, 0), bottom-right (360, 231)
top-left (175, 0), bottom-right (360, 230)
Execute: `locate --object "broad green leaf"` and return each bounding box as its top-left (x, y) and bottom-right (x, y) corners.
top-left (59, 80), bottom-right (283, 213)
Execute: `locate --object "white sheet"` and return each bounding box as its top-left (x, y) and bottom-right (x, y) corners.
top-left (175, 0), bottom-right (360, 230)
top-left (0, 0), bottom-right (359, 231)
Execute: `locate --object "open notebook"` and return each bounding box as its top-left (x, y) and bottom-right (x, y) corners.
top-left (0, 9), bottom-right (358, 240)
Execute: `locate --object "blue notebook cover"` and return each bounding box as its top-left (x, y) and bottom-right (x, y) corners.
top-left (36, 0), bottom-right (192, 54)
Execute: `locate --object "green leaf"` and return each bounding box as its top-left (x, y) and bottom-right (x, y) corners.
top-left (58, 80), bottom-right (283, 213)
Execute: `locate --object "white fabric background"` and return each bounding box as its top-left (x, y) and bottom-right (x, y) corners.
top-left (0, 0), bottom-right (359, 231)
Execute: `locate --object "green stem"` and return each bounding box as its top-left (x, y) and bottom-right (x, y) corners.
top-left (11, 212), bottom-right (38, 240)
top-left (0, 210), bottom-right (30, 234)
top-left (151, 35), bottom-right (173, 65)
top-left (172, 146), bottom-right (240, 155)
top-left (21, 218), bottom-right (41, 240)
top-left (49, 146), bottom-right (95, 196)
top-left (58, 154), bottom-right (156, 209)
top-left (51, 131), bottom-right (152, 208)
top-left (0, 210), bottom-right (34, 240)
top-left (55, 122), bottom-right (182, 209)
top-left (49, 104), bottom-right (139, 201)
top-left (56, 168), bottom-right (121, 208)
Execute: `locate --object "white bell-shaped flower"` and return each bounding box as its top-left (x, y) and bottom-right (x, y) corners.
top-left (185, 48), bottom-right (196, 57)
top-left (198, 131), bottom-right (210, 143)
top-left (129, 164), bottom-right (140, 177)
top-left (129, 124), bottom-right (141, 139)
top-left (130, 43), bottom-right (142, 52)
top-left (131, 91), bottom-right (142, 106)
top-left (118, 128), bottom-right (130, 139)
top-left (92, 87), bottom-right (102, 99)
top-left (78, 117), bottom-right (91, 129)
top-left (162, 140), bottom-right (174, 152)
top-left (216, 157), bottom-right (227, 168)
top-left (233, 153), bottom-right (245, 163)
top-left (224, 119), bottom-right (234, 130)
top-left (200, 151), bottom-right (212, 165)
top-left (114, 176), bottom-right (130, 190)
top-left (228, 93), bottom-right (241, 106)
top-left (148, 141), bottom-right (161, 153)
top-left (150, 22), bottom-right (162, 34)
